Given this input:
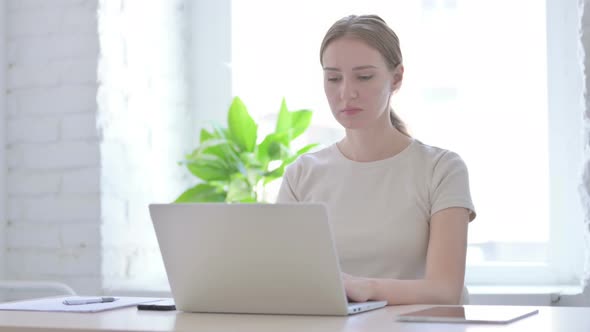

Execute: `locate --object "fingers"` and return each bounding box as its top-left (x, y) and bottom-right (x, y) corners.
top-left (341, 274), bottom-right (373, 302)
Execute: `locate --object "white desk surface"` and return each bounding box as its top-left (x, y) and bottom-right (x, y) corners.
top-left (0, 304), bottom-right (589, 332)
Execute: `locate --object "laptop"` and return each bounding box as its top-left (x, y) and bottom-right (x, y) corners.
top-left (148, 203), bottom-right (387, 316)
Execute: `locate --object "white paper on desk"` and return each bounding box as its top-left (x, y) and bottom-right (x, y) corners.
top-left (0, 296), bottom-right (164, 313)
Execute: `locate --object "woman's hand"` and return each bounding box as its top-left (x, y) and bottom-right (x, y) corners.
top-left (341, 273), bottom-right (376, 302)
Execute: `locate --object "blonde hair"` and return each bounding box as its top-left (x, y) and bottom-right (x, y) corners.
top-left (320, 15), bottom-right (410, 137)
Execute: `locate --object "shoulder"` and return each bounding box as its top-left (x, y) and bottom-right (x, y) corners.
top-left (281, 144), bottom-right (345, 192)
top-left (411, 140), bottom-right (468, 171)
top-left (284, 144), bottom-right (339, 174)
top-left (413, 141), bottom-right (475, 221)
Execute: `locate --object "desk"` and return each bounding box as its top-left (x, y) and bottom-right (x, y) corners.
top-left (0, 305), bottom-right (589, 332)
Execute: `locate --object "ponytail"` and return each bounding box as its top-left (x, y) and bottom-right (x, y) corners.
top-left (390, 110), bottom-right (410, 137)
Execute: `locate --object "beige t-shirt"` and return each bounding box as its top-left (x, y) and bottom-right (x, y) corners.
top-left (277, 139), bottom-right (476, 280)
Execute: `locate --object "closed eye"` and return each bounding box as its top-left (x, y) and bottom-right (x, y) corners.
top-left (358, 75), bottom-right (373, 81)
top-left (327, 77), bottom-right (342, 82)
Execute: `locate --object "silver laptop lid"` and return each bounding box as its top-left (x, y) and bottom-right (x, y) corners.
top-left (149, 203), bottom-right (351, 315)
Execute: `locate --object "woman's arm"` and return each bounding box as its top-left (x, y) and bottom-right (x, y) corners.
top-left (343, 207), bottom-right (470, 305)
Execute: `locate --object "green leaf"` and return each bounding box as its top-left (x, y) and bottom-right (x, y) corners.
top-left (275, 98), bottom-right (313, 141)
top-left (211, 124), bottom-right (230, 139)
top-left (192, 138), bottom-right (231, 160)
top-left (262, 144), bottom-right (317, 185)
top-left (191, 128), bottom-right (236, 162)
top-left (226, 174), bottom-right (256, 203)
top-left (289, 110), bottom-right (313, 140)
top-left (278, 143), bottom-right (293, 160)
top-left (240, 151), bottom-right (262, 168)
top-left (199, 128), bottom-right (216, 143)
top-left (268, 142), bottom-right (282, 160)
top-left (246, 167), bottom-right (264, 187)
top-left (275, 98), bottom-right (291, 134)
top-left (263, 166), bottom-right (286, 184)
top-left (257, 131), bottom-right (291, 163)
top-left (227, 97), bottom-right (257, 152)
top-left (207, 138), bottom-right (238, 165)
top-left (174, 183), bottom-right (226, 203)
top-left (185, 154), bottom-right (233, 181)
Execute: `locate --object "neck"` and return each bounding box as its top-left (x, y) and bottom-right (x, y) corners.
top-left (339, 116), bottom-right (412, 162)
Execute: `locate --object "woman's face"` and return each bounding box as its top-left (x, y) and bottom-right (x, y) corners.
top-left (322, 37), bottom-right (399, 130)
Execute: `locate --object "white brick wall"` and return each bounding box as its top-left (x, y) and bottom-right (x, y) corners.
top-left (9, 86), bottom-right (97, 115)
top-left (97, 0), bottom-right (193, 291)
top-left (4, 0), bottom-right (205, 296)
top-left (7, 195), bottom-right (100, 222)
top-left (7, 117), bottom-right (60, 143)
top-left (4, 0), bottom-right (101, 295)
top-left (7, 0), bottom-right (97, 36)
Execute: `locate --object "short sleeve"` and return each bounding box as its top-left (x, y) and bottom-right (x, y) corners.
top-left (430, 151), bottom-right (476, 221)
top-left (276, 164), bottom-right (299, 203)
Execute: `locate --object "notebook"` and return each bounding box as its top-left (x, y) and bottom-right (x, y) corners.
top-left (0, 296), bottom-right (162, 313)
top-left (149, 203), bottom-right (387, 316)
top-left (396, 305), bottom-right (539, 324)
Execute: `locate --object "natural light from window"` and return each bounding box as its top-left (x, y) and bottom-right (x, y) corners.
top-left (231, 0), bottom-right (548, 267)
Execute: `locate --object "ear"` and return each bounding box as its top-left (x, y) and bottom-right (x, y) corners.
top-left (391, 65), bottom-right (404, 91)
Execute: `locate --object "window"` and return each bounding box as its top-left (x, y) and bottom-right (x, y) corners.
top-left (196, 0), bottom-right (585, 286)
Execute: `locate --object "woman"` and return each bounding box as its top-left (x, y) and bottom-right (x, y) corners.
top-left (277, 14), bottom-right (476, 305)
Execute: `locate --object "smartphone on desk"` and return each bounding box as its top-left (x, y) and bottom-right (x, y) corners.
top-left (137, 299), bottom-right (176, 311)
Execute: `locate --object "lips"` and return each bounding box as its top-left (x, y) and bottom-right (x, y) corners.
top-left (340, 107), bottom-right (362, 116)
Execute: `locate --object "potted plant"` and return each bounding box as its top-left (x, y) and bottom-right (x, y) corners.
top-left (175, 97), bottom-right (318, 203)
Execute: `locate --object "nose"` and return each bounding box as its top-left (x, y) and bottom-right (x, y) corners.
top-left (340, 79), bottom-right (358, 100)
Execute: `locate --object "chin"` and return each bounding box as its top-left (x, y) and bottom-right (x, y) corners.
top-left (336, 118), bottom-right (368, 130)
top-left (332, 112), bottom-right (364, 128)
